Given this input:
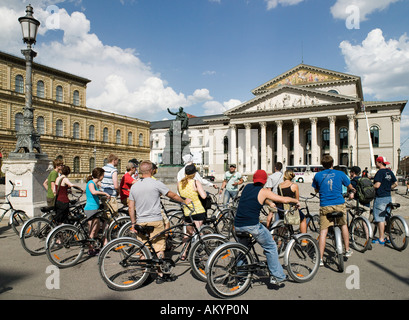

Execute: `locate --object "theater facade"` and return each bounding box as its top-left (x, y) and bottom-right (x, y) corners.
top-left (151, 64), bottom-right (406, 180)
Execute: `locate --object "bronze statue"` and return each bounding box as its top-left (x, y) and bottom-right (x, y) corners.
top-left (167, 107), bottom-right (189, 134)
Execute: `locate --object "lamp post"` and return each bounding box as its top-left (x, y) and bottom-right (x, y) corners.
top-left (397, 148), bottom-right (402, 175)
top-left (10, 4), bottom-right (45, 159)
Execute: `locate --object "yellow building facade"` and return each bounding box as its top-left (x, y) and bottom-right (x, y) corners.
top-left (0, 51), bottom-right (150, 179)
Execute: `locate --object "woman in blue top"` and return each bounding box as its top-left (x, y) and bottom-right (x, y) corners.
top-left (85, 167), bottom-right (111, 255)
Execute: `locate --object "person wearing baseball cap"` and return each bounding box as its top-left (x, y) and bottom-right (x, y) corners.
top-left (234, 169), bottom-right (299, 286)
top-left (373, 156), bottom-right (397, 244)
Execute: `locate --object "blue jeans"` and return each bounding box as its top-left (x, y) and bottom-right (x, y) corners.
top-left (373, 196), bottom-right (391, 223)
top-left (235, 223), bottom-right (286, 281)
top-left (223, 190), bottom-right (238, 208)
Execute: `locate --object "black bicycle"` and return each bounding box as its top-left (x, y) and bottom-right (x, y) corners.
top-left (98, 203), bottom-right (227, 290)
top-left (206, 205), bottom-right (320, 299)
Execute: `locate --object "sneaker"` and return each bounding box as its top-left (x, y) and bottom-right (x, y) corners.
top-left (270, 275), bottom-right (287, 285)
top-left (345, 248), bottom-right (353, 257)
top-left (319, 259), bottom-right (324, 266)
top-left (156, 275), bottom-right (167, 284)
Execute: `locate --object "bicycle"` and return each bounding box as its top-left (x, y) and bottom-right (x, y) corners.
top-left (299, 193), bottom-right (320, 240)
top-left (206, 205), bottom-right (320, 299)
top-left (44, 199), bottom-right (117, 268)
top-left (98, 203), bottom-right (227, 290)
top-left (0, 180), bottom-right (30, 235)
top-left (370, 201), bottom-right (408, 251)
top-left (345, 198), bottom-right (373, 253)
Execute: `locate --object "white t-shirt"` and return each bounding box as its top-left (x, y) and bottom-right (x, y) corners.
top-left (265, 171), bottom-right (284, 193)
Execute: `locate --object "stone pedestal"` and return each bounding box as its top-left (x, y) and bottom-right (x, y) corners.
top-left (155, 165), bottom-right (183, 184)
top-left (1, 157), bottom-right (51, 218)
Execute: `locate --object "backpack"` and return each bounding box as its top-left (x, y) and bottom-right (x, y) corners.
top-left (356, 177), bottom-right (375, 205)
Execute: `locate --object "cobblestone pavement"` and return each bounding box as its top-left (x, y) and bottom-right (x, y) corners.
top-left (0, 181), bottom-right (408, 302)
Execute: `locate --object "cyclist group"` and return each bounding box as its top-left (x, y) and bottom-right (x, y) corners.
top-left (42, 151), bottom-right (397, 286)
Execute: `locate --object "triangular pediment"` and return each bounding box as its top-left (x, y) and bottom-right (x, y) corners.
top-left (225, 86), bottom-right (359, 116)
top-left (252, 64), bottom-right (360, 95)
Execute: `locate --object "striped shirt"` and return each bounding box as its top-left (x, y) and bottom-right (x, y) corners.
top-left (101, 164), bottom-right (118, 196)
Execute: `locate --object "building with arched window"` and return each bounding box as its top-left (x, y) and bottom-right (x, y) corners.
top-left (150, 64), bottom-right (406, 179)
top-left (0, 51), bottom-right (150, 180)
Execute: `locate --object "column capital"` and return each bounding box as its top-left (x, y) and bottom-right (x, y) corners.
top-left (391, 115), bottom-right (401, 123)
top-left (260, 121), bottom-right (267, 128)
top-left (328, 115), bottom-right (336, 123)
top-left (292, 119), bottom-right (300, 126)
top-left (244, 123), bottom-right (252, 129)
top-left (310, 117), bottom-right (318, 125)
top-left (229, 124), bottom-right (237, 129)
top-left (347, 114), bottom-right (355, 121)
top-left (275, 120), bottom-right (283, 127)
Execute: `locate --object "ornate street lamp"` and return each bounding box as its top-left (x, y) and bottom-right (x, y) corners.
top-left (10, 4), bottom-right (45, 159)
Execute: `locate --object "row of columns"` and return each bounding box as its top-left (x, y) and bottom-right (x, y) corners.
top-left (229, 114), bottom-right (356, 172)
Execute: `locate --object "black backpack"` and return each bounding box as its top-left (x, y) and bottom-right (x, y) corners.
top-left (356, 177), bottom-right (375, 204)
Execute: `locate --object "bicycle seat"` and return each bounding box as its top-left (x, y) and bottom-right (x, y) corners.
top-left (387, 203), bottom-right (400, 210)
top-left (326, 211), bottom-right (344, 219)
top-left (40, 206), bottom-right (54, 213)
top-left (203, 216), bottom-right (217, 224)
top-left (133, 224), bottom-right (155, 236)
top-left (235, 230), bottom-right (252, 238)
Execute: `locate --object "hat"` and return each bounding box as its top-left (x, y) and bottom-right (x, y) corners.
top-left (182, 154), bottom-right (193, 164)
top-left (185, 164), bottom-right (197, 175)
top-left (350, 166), bottom-right (361, 174)
top-left (376, 156), bottom-right (390, 165)
top-left (229, 164), bottom-right (236, 168)
top-left (253, 170), bottom-right (268, 184)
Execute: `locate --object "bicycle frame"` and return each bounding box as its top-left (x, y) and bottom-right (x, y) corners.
top-left (0, 180), bottom-right (17, 224)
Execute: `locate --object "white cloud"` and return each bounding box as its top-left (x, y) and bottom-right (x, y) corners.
top-left (0, 1), bottom-right (235, 120)
top-left (202, 99), bottom-right (241, 115)
top-left (340, 28), bottom-right (409, 100)
top-left (330, 0), bottom-right (401, 21)
top-left (265, 0), bottom-right (304, 10)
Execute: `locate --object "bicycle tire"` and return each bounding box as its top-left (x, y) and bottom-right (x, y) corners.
top-left (46, 224), bottom-right (86, 268)
top-left (20, 217), bottom-right (54, 256)
top-left (333, 228), bottom-right (344, 273)
top-left (188, 234), bottom-right (228, 282)
top-left (286, 235), bottom-right (319, 283)
top-left (10, 210), bottom-right (30, 235)
top-left (98, 237), bottom-right (152, 291)
top-left (106, 216), bottom-right (131, 241)
top-left (350, 217), bottom-right (371, 253)
top-left (270, 220), bottom-right (291, 258)
top-left (388, 216), bottom-right (409, 251)
top-left (215, 209), bottom-right (235, 239)
top-left (206, 242), bottom-right (254, 299)
top-left (307, 214), bottom-right (320, 241)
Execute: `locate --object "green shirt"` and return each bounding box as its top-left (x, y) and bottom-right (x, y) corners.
top-left (47, 170), bottom-right (59, 199)
top-left (224, 171), bottom-right (242, 191)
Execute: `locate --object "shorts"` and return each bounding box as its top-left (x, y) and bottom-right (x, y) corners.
top-left (319, 203), bottom-right (347, 230)
top-left (184, 212), bottom-right (206, 222)
top-left (84, 209), bottom-right (99, 219)
top-left (136, 220), bottom-right (165, 253)
top-left (373, 196), bottom-right (391, 223)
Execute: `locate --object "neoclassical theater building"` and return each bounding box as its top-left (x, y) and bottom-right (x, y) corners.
top-left (151, 64), bottom-right (406, 180)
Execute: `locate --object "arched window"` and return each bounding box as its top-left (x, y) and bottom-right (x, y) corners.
top-left (370, 126), bottom-right (379, 148)
top-left (15, 75), bottom-right (24, 93)
top-left (322, 129), bottom-right (330, 150)
top-left (37, 80), bottom-right (45, 98)
top-left (339, 127), bottom-right (348, 149)
top-left (15, 112), bottom-right (23, 132)
top-left (73, 156), bottom-right (80, 173)
top-left (116, 130), bottom-right (121, 144)
top-left (89, 125), bottom-right (95, 141)
top-left (223, 136), bottom-right (229, 154)
top-left (73, 122), bottom-right (80, 139)
top-left (89, 157), bottom-right (95, 172)
top-left (73, 90), bottom-right (80, 106)
top-left (37, 116), bottom-right (45, 135)
top-left (328, 89), bottom-right (339, 94)
top-left (139, 133), bottom-right (143, 147)
top-left (56, 119), bottom-right (63, 137)
top-left (103, 127), bottom-right (109, 142)
top-left (128, 132), bottom-right (133, 145)
top-left (56, 85), bottom-right (63, 102)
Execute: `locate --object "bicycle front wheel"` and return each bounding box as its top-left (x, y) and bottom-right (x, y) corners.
top-left (98, 237), bottom-right (152, 291)
top-left (388, 216), bottom-right (408, 251)
top-left (189, 234), bottom-right (228, 282)
top-left (286, 235), bottom-right (319, 283)
top-left (46, 224), bottom-right (86, 268)
top-left (20, 217), bottom-right (54, 256)
top-left (206, 242), bottom-right (254, 299)
top-left (350, 217), bottom-right (371, 253)
top-left (11, 210), bottom-right (30, 235)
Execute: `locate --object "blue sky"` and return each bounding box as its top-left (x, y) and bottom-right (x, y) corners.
top-left (1, 0), bottom-right (409, 153)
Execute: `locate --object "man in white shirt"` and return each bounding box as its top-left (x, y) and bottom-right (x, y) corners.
top-left (177, 154), bottom-right (217, 189)
top-left (265, 162), bottom-right (284, 193)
